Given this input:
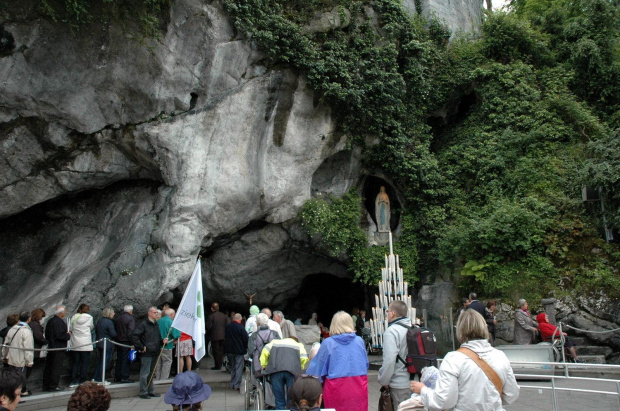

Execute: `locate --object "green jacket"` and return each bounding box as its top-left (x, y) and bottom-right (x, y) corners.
top-left (158, 316), bottom-right (181, 349)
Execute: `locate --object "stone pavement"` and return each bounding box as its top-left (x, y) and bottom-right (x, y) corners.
top-left (24, 354), bottom-right (620, 410)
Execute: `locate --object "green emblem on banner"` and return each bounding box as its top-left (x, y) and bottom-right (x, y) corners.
top-left (197, 290), bottom-right (203, 318)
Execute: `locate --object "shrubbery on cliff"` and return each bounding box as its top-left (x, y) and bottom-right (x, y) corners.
top-left (224, 0), bottom-right (620, 300)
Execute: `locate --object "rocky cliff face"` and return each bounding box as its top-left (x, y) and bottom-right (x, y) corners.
top-left (1, 0), bottom-right (618, 355)
top-left (0, 0), bottom-right (481, 319)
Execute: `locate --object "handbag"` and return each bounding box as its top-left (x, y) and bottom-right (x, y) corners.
top-left (378, 386), bottom-right (394, 411)
top-left (457, 347), bottom-right (503, 394)
top-left (39, 344), bottom-right (48, 358)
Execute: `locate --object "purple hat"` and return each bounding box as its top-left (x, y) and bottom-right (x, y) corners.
top-left (164, 371), bottom-right (212, 406)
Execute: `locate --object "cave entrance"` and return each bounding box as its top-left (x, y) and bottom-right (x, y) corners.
top-left (283, 273), bottom-right (366, 327)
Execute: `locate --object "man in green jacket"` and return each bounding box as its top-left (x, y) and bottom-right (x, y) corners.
top-left (155, 309), bottom-right (181, 380)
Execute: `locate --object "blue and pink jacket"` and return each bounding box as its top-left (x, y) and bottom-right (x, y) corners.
top-left (306, 332), bottom-right (368, 411)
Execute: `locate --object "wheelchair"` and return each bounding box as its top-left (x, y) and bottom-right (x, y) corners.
top-left (241, 358), bottom-right (269, 410)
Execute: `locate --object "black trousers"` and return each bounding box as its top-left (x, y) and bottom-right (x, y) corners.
top-left (42, 350), bottom-right (65, 390)
top-left (211, 339), bottom-right (225, 369)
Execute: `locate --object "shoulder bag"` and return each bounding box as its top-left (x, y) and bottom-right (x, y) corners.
top-left (1, 326), bottom-right (24, 363)
top-left (457, 347), bottom-right (503, 395)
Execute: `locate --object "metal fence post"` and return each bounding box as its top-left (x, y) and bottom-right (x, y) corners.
top-left (102, 338), bottom-right (107, 383)
top-left (450, 309), bottom-right (455, 351)
top-left (559, 322), bottom-right (568, 378)
top-left (551, 376), bottom-right (558, 411)
top-left (177, 344), bottom-right (181, 374)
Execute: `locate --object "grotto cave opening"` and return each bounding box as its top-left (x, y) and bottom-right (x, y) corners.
top-left (282, 273), bottom-right (366, 326)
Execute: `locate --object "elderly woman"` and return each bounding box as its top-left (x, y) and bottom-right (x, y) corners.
top-left (93, 307), bottom-right (117, 383)
top-left (514, 299), bottom-right (538, 345)
top-left (536, 313), bottom-right (580, 362)
top-left (410, 310), bottom-right (519, 410)
top-left (306, 311), bottom-right (369, 411)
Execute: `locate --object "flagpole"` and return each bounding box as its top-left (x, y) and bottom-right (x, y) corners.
top-left (146, 327), bottom-right (173, 390)
top-left (147, 255), bottom-right (202, 389)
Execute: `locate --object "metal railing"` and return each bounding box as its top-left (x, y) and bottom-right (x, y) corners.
top-left (1, 338), bottom-right (135, 385)
top-left (510, 360), bottom-right (620, 410)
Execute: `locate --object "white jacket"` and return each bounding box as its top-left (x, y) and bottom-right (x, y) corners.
top-left (2, 324), bottom-right (34, 367)
top-left (69, 313), bottom-right (94, 352)
top-left (246, 315), bottom-right (257, 335)
top-left (421, 339), bottom-right (519, 411)
top-left (267, 319), bottom-right (283, 339)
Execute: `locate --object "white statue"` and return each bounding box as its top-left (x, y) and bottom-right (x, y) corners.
top-left (375, 186), bottom-right (391, 232)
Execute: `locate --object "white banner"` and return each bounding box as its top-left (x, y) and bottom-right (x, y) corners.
top-left (171, 259), bottom-right (206, 361)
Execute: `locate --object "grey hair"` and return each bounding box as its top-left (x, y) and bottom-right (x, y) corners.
top-left (469, 292), bottom-right (478, 301)
top-left (256, 313), bottom-right (269, 326)
top-left (101, 307), bottom-right (115, 319)
top-left (273, 311), bottom-right (284, 320)
top-left (55, 305), bottom-right (66, 315)
top-left (233, 313), bottom-right (242, 321)
top-left (261, 308), bottom-right (272, 318)
top-left (456, 309), bottom-right (489, 343)
top-left (518, 299), bottom-right (527, 308)
top-left (124, 305), bottom-right (133, 313)
top-left (165, 308), bottom-right (175, 317)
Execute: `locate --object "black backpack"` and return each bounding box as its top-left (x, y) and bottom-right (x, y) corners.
top-left (396, 323), bottom-right (438, 377)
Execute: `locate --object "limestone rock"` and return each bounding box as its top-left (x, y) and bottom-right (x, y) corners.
top-left (295, 325), bottom-right (321, 345)
top-left (420, 0), bottom-right (483, 37)
top-left (302, 8), bottom-right (352, 34)
top-left (0, 0), bottom-right (484, 320)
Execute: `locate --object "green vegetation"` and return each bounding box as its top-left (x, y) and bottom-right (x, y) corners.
top-left (7, 0), bottom-right (617, 301)
top-left (224, 0), bottom-right (620, 300)
top-left (35, 0), bottom-right (171, 38)
top-left (300, 190), bottom-right (418, 284)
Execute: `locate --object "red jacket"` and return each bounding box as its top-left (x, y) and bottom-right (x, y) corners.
top-left (536, 313), bottom-right (560, 341)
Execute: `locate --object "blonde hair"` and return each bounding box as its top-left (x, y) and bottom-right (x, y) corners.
top-left (329, 311), bottom-right (355, 335)
top-left (456, 309), bottom-right (489, 344)
top-left (101, 307), bottom-right (114, 319)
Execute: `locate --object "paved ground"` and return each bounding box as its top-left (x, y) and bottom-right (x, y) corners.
top-left (23, 355), bottom-right (620, 410)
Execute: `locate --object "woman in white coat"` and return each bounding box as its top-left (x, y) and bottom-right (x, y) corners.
top-left (410, 309), bottom-right (519, 411)
top-left (69, 303), bottom-right (94, 386)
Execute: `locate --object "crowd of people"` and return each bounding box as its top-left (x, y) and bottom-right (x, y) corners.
top-left (0, 300), bottom-right (321, 409)
top-left (0, 294), bottom-right (580, 410)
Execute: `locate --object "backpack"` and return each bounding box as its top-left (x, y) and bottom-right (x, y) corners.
top-left (396, 323), bottom-right (438, 377)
